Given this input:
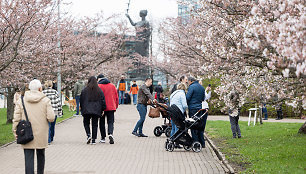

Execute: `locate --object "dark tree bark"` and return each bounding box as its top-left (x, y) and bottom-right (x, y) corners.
top-left (6, 88), bottom-right (15, 124)
top-left (298, 122), bottom-right (306, 134)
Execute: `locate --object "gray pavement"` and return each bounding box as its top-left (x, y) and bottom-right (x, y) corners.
top-left (0, 105), bottom-right (226, 174)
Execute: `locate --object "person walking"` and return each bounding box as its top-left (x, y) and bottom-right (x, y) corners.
top-left (171, 76), bottom-right (188, 94)
top-left (42, 80), bottom-right (62, 144)
top-left (13, 79), bottom-right (55, 174)
top-left (155, 82), bottom-right (164, 103)
top-left (117, 75), bottom-right (128, 105)
top-left (74, 79), bottom-right (84, 116)
top-left (228, 88), bottom-right (241, 138)
top-left (129, 80), bottom-right (139, 105)
top-left (132, 78), bottom-right (157, 137)
top-left (186, 77), bottom-right (207, 148)
top-left (170, 83), bottom-right (188, 147)
top-left (97, 74), bottom-right (118, 144)
top-left (262, 103), bottom-right (268, 120)
top-left (80, 76), bottom-right (106, 145)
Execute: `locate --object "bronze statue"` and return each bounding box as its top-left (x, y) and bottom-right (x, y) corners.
top-left (126, 10), bottom-right (151, 57)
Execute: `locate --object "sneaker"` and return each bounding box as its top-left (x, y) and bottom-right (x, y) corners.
top-left (91, 139), bottom-right (96, 145)
top-left (132, 132), bottom-right (139, 136)
top-left (138, 133), bottom-right (148, 137)
top-left (238, 135), bottom-right (242, 138)
top-left (87, 137), bottom-right (92, 144)
top-left (99, 139), bottom-right (105, 143)
top-left (109, 135), bottom-right (114, 144)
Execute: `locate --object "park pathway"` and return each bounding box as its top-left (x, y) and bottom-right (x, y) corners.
top-left (0, 105), bottom-right (226, 174)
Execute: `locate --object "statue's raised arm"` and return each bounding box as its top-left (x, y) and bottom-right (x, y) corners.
top-left (125, 14), bottom-right (136, 26)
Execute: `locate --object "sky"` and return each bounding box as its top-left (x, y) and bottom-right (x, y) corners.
top-left (63, 0), bottom-right (178, 22)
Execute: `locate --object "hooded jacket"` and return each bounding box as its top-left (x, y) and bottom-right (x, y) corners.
top-left (13, 91), bottom-right (55, 149)
top-left (98, 78), bottom-right (118, 111)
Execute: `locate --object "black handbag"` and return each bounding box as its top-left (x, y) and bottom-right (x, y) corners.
top-left (16, 96), bottom-right (34, 144)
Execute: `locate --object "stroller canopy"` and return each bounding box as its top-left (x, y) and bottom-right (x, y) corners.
top-left (168, 104), bottom-right (185, 129)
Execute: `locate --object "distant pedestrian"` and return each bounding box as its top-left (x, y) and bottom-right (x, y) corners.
top-left (43, 80), bottom-right (62, 144)
top-left (52, 79), bottom-right (57, 90)
top-left (275, 102), bottom-right (283, 120)
top-left (262, 103), bottom-right (268, 120)
top-left (155, 82), bottom-right (164, 103)
top-left (80, 76), bottom-right (106, 145)
top-left (117, 75), bottom-right (128, 105)
top-left (129, 80), bottom-right (139, 105)
top-left (170, 83), bottom-right (188, 148)
top-left (74, 79), bottom-right (85, 116)
top-left (13, 79), bottom-right (55, 174)
top-left (132, 78), bottom-right (157, 137)
top-left (171, 75), bottom-right (188, 94)
top-left (186, 77), bottom-right (207, 147)
top-left (13, 88), bottom-right (21, 105)
top-left (228, 88), bottom-right (241, 138)
top-left (97, 74), bottom-right (118, 144)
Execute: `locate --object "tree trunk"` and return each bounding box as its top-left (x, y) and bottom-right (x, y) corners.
top-left (298, 122), bottom-right (306, 134)
top-left (6, 88), bottom-right (15, 124)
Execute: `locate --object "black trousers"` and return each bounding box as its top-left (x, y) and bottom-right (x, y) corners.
top-left (83, 114), bottom-right (99, 140)
top-left (100, 111), bottom-right (115, 139)
top-left (277, 110), bottom-right (283, 119)
top-left (24, 149), bottom-right (45, 174)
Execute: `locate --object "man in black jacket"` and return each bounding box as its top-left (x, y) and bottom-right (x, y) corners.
top-left (171, 76), bottom-right (188, 94)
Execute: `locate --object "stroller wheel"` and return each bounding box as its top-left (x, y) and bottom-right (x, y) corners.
top-left (153, 126), bottom-right (163, 137)
top-left (183, 145), bottom-right (192, 151)
top-left (167, 142), bottom-right (175, 152)
top-left (192, 142), bottom-right (202, 153)
top-left (165, 127), bottom-right (172, 137)
top-left (165, 141), bottom-right (169, 151)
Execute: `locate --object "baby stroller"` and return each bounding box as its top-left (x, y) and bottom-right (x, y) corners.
top-left (158, 103), bottom-right (208, 153)
top-left (152, 103), bottom-right (172, 137)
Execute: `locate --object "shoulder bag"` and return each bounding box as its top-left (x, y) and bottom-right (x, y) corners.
top-left (16, 96), bottom-right (34, 144)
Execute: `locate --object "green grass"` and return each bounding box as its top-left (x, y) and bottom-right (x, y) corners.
top-left (0, 106), bottom-right (74, 146)
top-left (206, 120), bottom-right (306, 174)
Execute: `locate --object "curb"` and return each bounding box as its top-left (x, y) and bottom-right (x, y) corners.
top-left (0, 115), bottom-right (76, 149)
top-left (204, 133), bottom-right (235, 174)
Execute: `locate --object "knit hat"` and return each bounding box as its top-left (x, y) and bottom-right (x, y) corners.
top-left (97, 74), bottom-right (105, 79)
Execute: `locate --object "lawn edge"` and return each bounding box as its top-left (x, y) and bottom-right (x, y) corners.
top-left (205, 132), bottom-right (236, 174)
top-left (0, 115), bottom-right (76, 149)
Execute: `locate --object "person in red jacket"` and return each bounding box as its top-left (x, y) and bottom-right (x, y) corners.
top-left (97, 74), bottom-right (119, 144)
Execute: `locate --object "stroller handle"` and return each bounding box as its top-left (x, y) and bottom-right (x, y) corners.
top-left (193, 109), bottom-right (208, 118)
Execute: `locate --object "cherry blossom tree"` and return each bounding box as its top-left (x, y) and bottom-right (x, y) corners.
top-left (0, 1), bottom-right (132, 123)
top-left (156, 0), bottom-right (305, 118)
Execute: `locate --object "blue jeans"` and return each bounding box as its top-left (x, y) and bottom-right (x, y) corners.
top-left (189, 109), bottom-right (208, 146)
top-left (133, 104), bottom-right (147, 134)
top-left (119, 91), bottom-right (125, 104)
top-left (75, 95), bottom-right (80, 115)
top-left (132, 94), bottom-right (137, 105)
top-left (170, 119), bottom-right (178, 137)
top-left (48, 116), bottom-right (57, 143)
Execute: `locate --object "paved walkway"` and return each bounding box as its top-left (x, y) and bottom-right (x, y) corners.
top-left (0, 105), bottom-right (226, 174)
